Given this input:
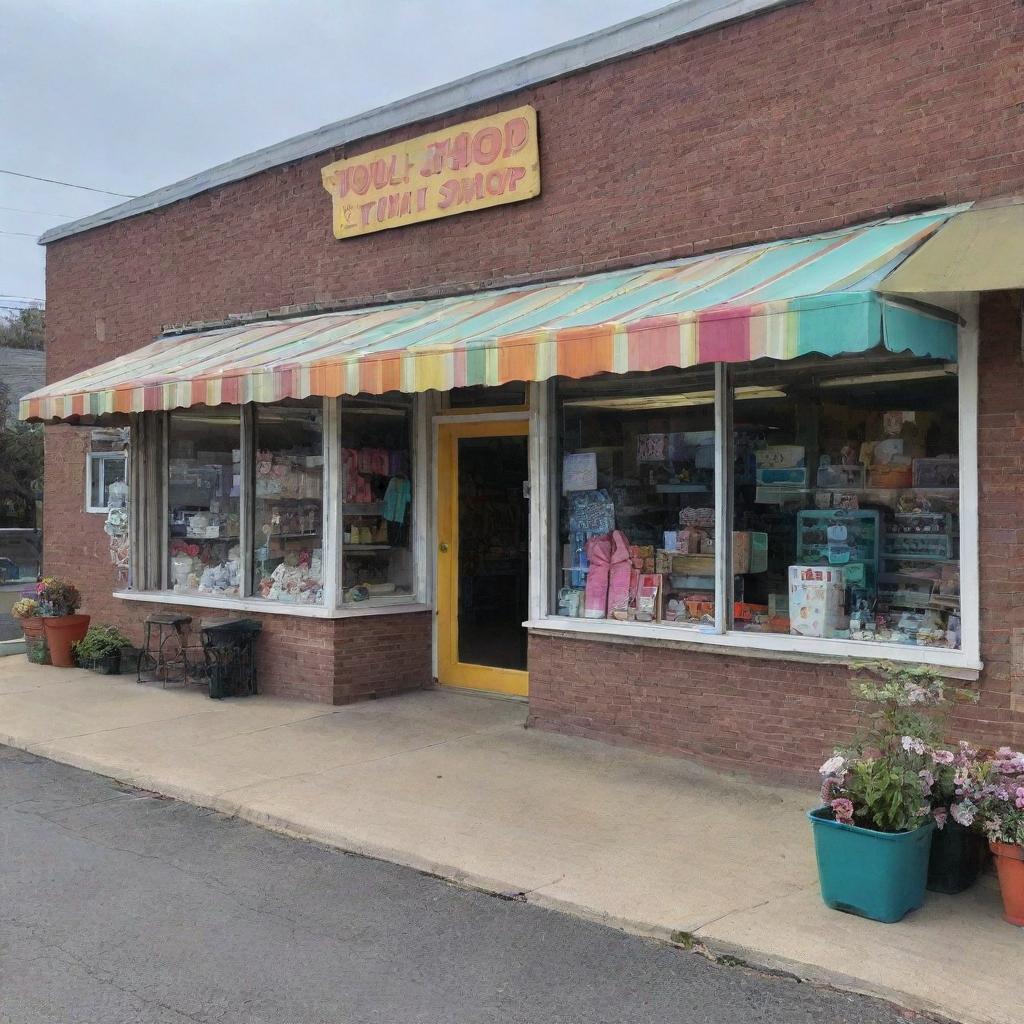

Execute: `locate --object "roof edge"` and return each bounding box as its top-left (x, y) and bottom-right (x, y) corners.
top-left (39, 0), bottom-right (795, 246)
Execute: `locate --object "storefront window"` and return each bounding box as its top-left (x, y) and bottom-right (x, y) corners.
top-left (341, 396), bottom-right (414, 605)
top-left (556, 371), bottom-right (718, 628)
top-left (167, 409), bottom-right (242, 597)
top-left (731, 357), bottom-right (961, 650)
top-left (252, 404), bottom-right (324, 605)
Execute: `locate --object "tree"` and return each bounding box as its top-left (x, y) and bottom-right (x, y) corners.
top-left (0, 417), bottom-right (42, 527)
top-left (0, 307), bottom-right (45, 350)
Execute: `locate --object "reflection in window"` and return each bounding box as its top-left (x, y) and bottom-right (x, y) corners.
top-left (167, 410), bottom-right (241, 597)
top-left (253, 404), bottom-right (324, 605)
top-left (731, 357), bottom-right (960, 650)
top-left (556, 371), bottom-right (717, 628)
top-left (341, 396), bottom-right (413, 605)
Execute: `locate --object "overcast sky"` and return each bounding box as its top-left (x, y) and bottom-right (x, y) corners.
top-left (1, 0), bottom-right (668, 309)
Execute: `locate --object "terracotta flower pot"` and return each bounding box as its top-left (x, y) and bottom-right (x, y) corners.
top-left (20, 616), bottom-right (45, 641)
top-left (990, 841), bottom-right (1024, 927)
top-left (42, 614), bottom-right (91, 668)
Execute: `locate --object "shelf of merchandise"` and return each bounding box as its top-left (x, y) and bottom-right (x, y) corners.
top-left (344, 544), bottom-right (392, 553)
top-left (880, 553), bottom-right (958, 563)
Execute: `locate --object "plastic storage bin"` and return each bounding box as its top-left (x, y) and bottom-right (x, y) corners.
top-left (808, 807), bottom-right (934, 922)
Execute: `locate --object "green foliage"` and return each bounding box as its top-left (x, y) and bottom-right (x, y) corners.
top-left (72, 624), bottom-right (132, 662)
top-left (0, 421), bottom-right (42, 526)
top-left (0, 307), bottom-right (45, 350)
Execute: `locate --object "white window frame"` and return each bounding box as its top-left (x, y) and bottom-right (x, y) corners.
top-left (86, 450), bottom-right (128, 513)
top-left (116, 397), bottom-right (430, 619)
top-left (527, 313), bottom-right (982, 677)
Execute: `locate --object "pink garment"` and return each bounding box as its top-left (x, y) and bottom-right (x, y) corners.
top-left (606, 531), bottom-right (632, 616)
top-left (584, 534), bottom-right (612, 618)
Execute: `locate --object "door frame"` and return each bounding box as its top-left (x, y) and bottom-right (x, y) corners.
top-left (435, 417), bottom-right (530, 696)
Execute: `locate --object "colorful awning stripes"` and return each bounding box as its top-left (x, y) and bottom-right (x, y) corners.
top-left (20, 209), bottom-right (963, 422)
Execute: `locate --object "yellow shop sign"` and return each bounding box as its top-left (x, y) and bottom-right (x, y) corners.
top-left (321, 106), bottom-right (540, 239)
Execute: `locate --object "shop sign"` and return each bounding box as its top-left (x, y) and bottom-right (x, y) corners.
top-left (321, 105), bottom-right (540, 239)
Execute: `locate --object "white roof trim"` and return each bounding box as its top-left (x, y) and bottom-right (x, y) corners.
top-left (40, 0), bottom-right (794, 245)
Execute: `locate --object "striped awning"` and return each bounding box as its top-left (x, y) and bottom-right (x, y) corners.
top-left (21, 209), bottom-right (963, 422)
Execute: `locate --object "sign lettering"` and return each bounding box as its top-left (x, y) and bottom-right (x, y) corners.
top-left (321, 106), bottom-right (540, 239)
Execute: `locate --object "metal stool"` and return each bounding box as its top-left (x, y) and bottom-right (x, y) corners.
top-left (137, 613), bottom-right (193, 686)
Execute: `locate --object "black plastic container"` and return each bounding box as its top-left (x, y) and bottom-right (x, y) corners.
top-left (927, 818), bottom-right (988, 894)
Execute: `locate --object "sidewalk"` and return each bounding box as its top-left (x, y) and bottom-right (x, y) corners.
top-left (0, 658), bottom-right (1016, 1024)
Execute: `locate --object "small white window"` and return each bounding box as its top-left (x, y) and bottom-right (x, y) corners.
top-left (86, 450), bottom-right (128, 513)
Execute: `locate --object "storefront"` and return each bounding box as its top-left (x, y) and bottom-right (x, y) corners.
top-left (23, 0), bottom-right (1024, 776)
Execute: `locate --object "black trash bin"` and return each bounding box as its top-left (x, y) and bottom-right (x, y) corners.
top-left (201, 619), bottom-right (262, 699)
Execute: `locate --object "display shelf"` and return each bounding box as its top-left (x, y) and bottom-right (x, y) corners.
top-left (654, 484), bottom-right (709, 493)
top-left (344, 544), bottom-right (393, 553)
top-left (266, 531), bottom-right (321, 540)
top-left (880, 553), bottom-right (958, 563)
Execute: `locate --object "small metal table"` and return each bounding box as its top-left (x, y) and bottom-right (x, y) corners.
top-left (137, 613), bottom-right (193, 686)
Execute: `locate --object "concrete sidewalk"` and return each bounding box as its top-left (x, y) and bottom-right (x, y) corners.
top-left (0, 658), bottom-right (1016, 1024)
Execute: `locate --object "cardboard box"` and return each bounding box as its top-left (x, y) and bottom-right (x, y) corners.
top-left (788, 565), bottom-right (847, 638)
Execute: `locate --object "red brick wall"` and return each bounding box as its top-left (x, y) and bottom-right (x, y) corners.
top-left (527, 294), bottom-right (1024, 783)
top-left (87, 601), bottom-right (431, 703)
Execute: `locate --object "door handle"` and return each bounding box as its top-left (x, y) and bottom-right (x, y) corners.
top-left (439, 542), bottom-right (449, 553)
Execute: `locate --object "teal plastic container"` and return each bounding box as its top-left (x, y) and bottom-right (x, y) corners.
top-left (808, 807), bottom-right (935, 923)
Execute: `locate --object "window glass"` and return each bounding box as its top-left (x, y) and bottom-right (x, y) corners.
top-left (556, 370), bottom-right (717, 628)
top-left (253, 404), bottom-right (324, 605)
top-left (341, 396), bottom-right (414, 605)
top-left (730, 356), bottom-right (961, 650)
top-left (87, 427), bottom-right (129, 512)
top-left (167, 410), bottom-right (242, 597)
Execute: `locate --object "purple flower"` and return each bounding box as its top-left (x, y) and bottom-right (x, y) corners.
top-left (933, 808), bottom-right (948, 831)
top-left (830, 798), bottom-right (854, 824)
top-left (919, 769), bottom-right (935, 795)
top-left (951, 800), bottom-right (976, 828)
top-left (931, 749), bottom-right (955, 766)
top-left (1015, 787), bottom-right (1024, 811)
top-left (819, 755), bottom-right (846, 777)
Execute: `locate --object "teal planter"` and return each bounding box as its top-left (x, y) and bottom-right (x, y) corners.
top-left (808, 807), bottom-right (934, 923)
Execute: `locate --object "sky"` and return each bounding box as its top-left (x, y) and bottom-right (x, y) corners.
top-left (1, 0), bottom-right (669, 310)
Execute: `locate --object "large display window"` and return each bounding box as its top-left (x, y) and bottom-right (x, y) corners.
top-left (552, 350), bottom-right (969, 659)
top-left (167, 409), bottom-right (242, 597)
top-left (730, 358), bottom-right (960, 650)
top-left (340, 396), bottom-right (414, 605)
top-left (556, 370), bottom-right (718, 629)
top-left (150, 396), bottom-right (419, 611)
top-left (253, 404), bottom-right (324, 605)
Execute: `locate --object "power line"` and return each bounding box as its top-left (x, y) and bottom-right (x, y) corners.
top-left (0, 168), bottom-right (136, 199)
top-left (0, 204), bottom-right (76, 219)
top-left (0, 230), bottom-right (39, 239)
top-left (0, 294), bottom-right (45, 302)
top-left (0, 304), bottom-right (44, 312)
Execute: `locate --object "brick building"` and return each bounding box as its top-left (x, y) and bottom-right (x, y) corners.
top-left (22, 0), bottom-right (1024, 780)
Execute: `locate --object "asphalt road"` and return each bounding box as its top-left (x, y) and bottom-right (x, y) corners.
top-left (0, 746), bottom-right (921, 1024)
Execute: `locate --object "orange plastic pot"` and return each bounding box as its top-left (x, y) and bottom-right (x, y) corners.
top-left (42, 614), bottom-right (90, 668)
top-left (990, 841), bottom-right (1024, 927)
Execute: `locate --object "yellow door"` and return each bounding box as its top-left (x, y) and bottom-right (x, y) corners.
top-left (436, 420), bottom-right (530, 696)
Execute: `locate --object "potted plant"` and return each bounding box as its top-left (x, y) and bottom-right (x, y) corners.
top-left (11, 597), bottom-right (49, 663)
top-left (950, 746), bottom-right (1024, 926)
top-left (925, 741), bottom-right (988, 894)
top-left (11, 597), bottom-right (43, 640)
top-left (72, 625), bottom-right (132, 674)
top-left (36, 576), bottom-right (88, 668)
top-left (810, 662), bottom-right (971, 923)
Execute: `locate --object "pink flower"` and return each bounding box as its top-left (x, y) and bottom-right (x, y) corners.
top-left (830, 798), bottom-right (855, 824)
top-left (919, 769), bottom-right (935, 795)
top-left (933, 808), bottom-right (948, 831)
top-left (1015, 787), bottom-right (1024, 811)
top-left (819, 755), bottom-right (846, 777)
top-left (931, 749), bottom-right (955, 766)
